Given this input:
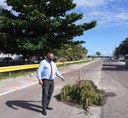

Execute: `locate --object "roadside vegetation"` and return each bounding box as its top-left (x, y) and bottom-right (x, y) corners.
top-left (56, 80), bottom-right (104, 114)
top-left (0, 70), bottom-right (35, 80)
top-left (55, 43), bottom-right (88, 61)
top-left (114, 38), bottom-right (128, 60)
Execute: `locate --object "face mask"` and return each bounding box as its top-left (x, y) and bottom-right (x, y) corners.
top-left (47, 57), bottom-right (52, 62)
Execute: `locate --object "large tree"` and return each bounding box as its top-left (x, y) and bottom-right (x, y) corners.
top-left (0, 0), bottom-right (96, 59)
top-left (114, 38), bottom-right (128, 57)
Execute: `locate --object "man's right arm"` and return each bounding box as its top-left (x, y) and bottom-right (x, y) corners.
top-left (37, 61), bottom-right (45, 85)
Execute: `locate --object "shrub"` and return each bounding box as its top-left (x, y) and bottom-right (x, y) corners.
top-left (56, 80), bottom-right (104, 113)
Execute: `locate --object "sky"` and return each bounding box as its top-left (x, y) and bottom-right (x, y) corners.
top-left (73, 0), bottom-right (128, 56)
top-left (0, 0), bottom-right (128, 56)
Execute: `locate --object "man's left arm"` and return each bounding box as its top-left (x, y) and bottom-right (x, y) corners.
top-left (55, 64), bottom-right (64, 81)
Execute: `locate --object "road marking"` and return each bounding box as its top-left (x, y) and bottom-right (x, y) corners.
top-left (0, 82), bottom-right (37, 96)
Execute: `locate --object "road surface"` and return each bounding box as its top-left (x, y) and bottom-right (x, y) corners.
top-left (0, 59), bottom-right (128, 118)
top-left (101, 59), bottom-right (128, 118)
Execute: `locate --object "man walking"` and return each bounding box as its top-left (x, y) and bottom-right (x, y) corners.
top-left (37, 52), bottom-right (64, 115)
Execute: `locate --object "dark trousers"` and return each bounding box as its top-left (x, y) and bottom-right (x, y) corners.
top-left (42, 79), bottom-right (54, 111)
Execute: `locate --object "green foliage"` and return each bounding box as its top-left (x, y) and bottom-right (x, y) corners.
top-left (0, 0), bottom-right (96, 58)
top-left (57, 80), bottom-right (104, 112)
top-left (55, 42), bottom-right (88, 61)
top-left (96, 51), bottom-right (101, 56)
top-left (114, 38), bottom-right (128, 57)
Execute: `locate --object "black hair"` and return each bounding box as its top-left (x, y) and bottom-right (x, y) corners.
top-left (47, 52), bottom-right (54, 55)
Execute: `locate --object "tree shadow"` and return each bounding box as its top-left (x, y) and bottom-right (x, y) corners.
top-left (6, 100), bottom-right (42, 113)
top-left (104, 92), bottom-right (116, 97)
top-left (102, 64), bottom-right (128, 71)
top-left (103, 92), bottom-right (116, 105)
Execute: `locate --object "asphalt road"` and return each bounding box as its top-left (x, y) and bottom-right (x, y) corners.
top-left (101, 59), bottom-right (128, 118)
top-left (0, 59), bottom-right (128, 118)
top-left (0, 59), bottom-right (102, 118)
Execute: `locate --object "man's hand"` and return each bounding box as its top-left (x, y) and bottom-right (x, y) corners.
top-left (62, 78), bottom-right (65, 81)
top-left (39, 80), bottom-right (43, 85)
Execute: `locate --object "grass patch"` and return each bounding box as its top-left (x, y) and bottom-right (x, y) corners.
top-left (56, 80), bottom-right (104, 114)
top-left (0, 69), bottom-right (35, 80)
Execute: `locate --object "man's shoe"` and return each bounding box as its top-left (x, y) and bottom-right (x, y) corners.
top-left (42, 110), bottom-right (47, 115)
top-left (47, 107), bottom-right (53, 110)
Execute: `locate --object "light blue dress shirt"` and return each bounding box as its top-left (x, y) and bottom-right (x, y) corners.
top-left (37, 58), bottom-right (63, 80)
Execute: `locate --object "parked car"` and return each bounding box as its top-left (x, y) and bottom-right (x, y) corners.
top-left (0, 57), bottom-right (14, 66)
top-left (13, 56), bottom-right (25, 65)
top-left (13, 56), bottom-right (23, 61)
top-left (30, 56), bottom-right (40, 64)
top-left (0, 57), bottom-right (13, 62)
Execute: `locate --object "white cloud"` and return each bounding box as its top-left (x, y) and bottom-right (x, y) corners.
top-left (74, 0), bottom-right (128, 28)
top-left (0, 0), bottom-right (12, 10)
top-left (102, 50), bottom-right (113, 56)
top-left (74, 0), bottom-right (127, 8)
top-left (1, 0), bottom-right (128, 28)
top-left (115, 12), bottom-right (128, 20)
top-left (84, 10), bottom-right (128, 24)
top-left (74, 0), bottom-right (105, 7)
top-left (0, 0), bottom-right (6, 7)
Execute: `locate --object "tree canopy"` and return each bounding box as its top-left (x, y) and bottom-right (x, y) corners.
top-left (114, 38), bottom-right (128, 57)
top-left (96, 52), bottom-right (101, 56)
top-left (0, 0), bottom-right (96, 59)
top-left (55, 41), bottom-right (88, 61)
